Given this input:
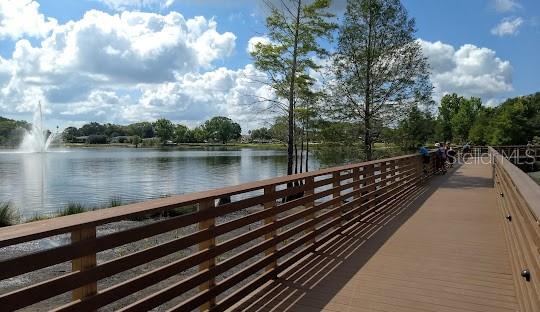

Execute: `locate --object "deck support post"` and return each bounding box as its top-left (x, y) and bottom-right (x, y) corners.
top-left (332, 172), bottom-right (341, 228)
top-left (71, 226), bottom-right (97, 302)
top-left (352, 167), bottom-right (361, 216)
top-left (198, 199), bottom-right (216, 311)
top-left (264, 185), bottom-right (278, 277)
top-left (304, 177), bottom-right (316, 248)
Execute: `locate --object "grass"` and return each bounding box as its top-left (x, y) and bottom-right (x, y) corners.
top-left (110, 197), bottom-right (123, 207)
top-left (0, 202), bottom-right (19, 227)
top-left (25, 213), bottom-right (52, 223)
top-left (58, 202), bottom-right (90, 216)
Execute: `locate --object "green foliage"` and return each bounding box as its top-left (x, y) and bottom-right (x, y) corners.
top-left (437, 93), bottom-right (461, 141)
top-left (395, 105), bottom-right (436, 150)
top-left (250, 127), bottom-right (272, 141)
top-left (131, 135), bottom-right (141, 146)
top-left (0, 202), bottom-right (18, 227)
top-left (110, 197), bottom-right (123, 207)
top-left (191, 126), bottom-right (208, 143)
top-left (428, 92), bottom-right (540, 146)
top-left (127, 122), bottom-right (155, 138)
top-left (331, 0), bottom-right (432, 160)
top-left (316, 120), bottom-right (360, 143)
top-left (0, 116), bottom-right (30, 147)
top-left (203, 116), bottom-right (241, 144)
top-left (451, 97), bottom-right (482, 142)
top-left (153, 118), bottom-right (175, 142)
top-left (174, 124), bottom-right (191, 143)
top-left (59, 202), bottom-right (89, 216)
top-left (80, 122), bottom-right (106, 136)
top-left (251, 0), bottom-right (336, 174)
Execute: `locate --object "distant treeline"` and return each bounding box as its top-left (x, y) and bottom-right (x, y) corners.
top-left (0, 117), bottom-right (29, 147)
top-left (385, 92), bottom-right (540, 150)
top-left (62, 116), bottom-right (242, 145)
top-left (1, 92), bottom-right (539, 149)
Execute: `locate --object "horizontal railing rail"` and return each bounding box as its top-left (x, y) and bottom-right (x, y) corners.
top-left (0, 152), bottom-right (434, 311)
top-left (490, 147), bottom-right (540, 312)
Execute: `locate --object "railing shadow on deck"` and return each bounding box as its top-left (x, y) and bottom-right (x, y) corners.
top-left (435, 164), bottom-right (494, 190)
top-left (231, 169), bottom-right (453, 311)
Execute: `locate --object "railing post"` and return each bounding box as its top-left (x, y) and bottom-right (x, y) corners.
top-left (198, 199), bottom-right (216, 311)
top-left (304, 177), bottom-right (316, 248)
top-left (366, 164), bottom-right (376, 210)
top-left (263, 185), bottom-right (277, 277)
top-left (353, 167), bottom-right (360, 205)
top-left (332, 171), bottom-right (341, 228)
top-left (71, 226), bottom-right (97, 302)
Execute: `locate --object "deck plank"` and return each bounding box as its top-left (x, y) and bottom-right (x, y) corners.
top-left (231, 161), bottom-right (518, 311)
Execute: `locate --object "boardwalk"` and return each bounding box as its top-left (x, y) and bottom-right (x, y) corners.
top-left (233, 161), bottom-right (518, 312)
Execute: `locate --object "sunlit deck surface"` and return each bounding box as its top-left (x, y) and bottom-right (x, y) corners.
top-left (233, 161), bottom-right (518, 312)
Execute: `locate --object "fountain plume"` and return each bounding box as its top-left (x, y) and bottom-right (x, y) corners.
top-left (19, 102), bottom-right (56, 153)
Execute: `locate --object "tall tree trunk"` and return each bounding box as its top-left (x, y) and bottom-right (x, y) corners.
top-left (294, 143), bottom-right (299, 174)
top-left (364, 0), bottom-right (373, 161)
top-left (287, 0), bottom-right (302, 176)
top-left (305, 101), bottom-right (310, 172)
top-left (299, 133), bottom-right (304, 173)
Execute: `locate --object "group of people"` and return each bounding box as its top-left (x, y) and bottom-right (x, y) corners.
top-left (434, 142), bottom-right (456, 174)
top-left (418, 142), bottom-right (458, 175)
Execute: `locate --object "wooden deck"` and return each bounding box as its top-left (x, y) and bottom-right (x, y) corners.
top-left (233, 161), bottom-right (519, 312)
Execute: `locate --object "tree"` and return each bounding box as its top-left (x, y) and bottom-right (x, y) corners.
top-left (62, 127), bottom-right (80, 143)
top-left (451, 97), bottom-right (482, 142)
top-left (153, 118), bottom-right (174, 142)
top-left (80, 122), bottom-right (106, 136)
top-left (127, 122), bottom-right (155, 138)
top-left (131, 135), bottom-right (141, 147)
top-left (251, 0), bottom-right (336, 175)
top-left (174, 124), bottom-right (191, 143)
top-left (251, 127), bottom-right (272, 141)
top-left (437, 93), bottom-right (462, 141)
top-left (395, 105), bottom-right (435, 150)
top-left (331, 0), bottom-right (432, 160)
top-left (192, 126), bottom-right (207, 143)
top-left (203, 116), bottom-right (241, 144)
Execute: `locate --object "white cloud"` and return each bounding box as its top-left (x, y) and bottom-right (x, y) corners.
top-left (96, 0), bottom-right (175, 11)
top-left (492, 0), bottom-right (521, 12)
top-left (418, 39), bottom-right (513, 105)
top-left (0, 9), bottom-right (238, 115)
top-left (491, 17), bottom-right (524, 36)
top-left (122, 64), bottom-right (273, 125)
top-left (0, 0), bottom-right (58, 40)
top-left (0, 7), bottom-right (273, 129)
top-left (246, 36), bottom-right (270, 54)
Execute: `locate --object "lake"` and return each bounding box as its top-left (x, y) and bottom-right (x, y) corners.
top-left (0, 147), bottom-right (321, 218)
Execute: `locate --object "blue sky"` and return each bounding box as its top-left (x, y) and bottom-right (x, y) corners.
top-left (0, 0), bottom-right (538, 130)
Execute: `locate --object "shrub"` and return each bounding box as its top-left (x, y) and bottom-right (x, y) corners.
top-left (0, 202), bottom-right (18, 227)
top-left (58, 202), bottom-right (89, 216)
top-left (110, 197), bottom-right (123, 207)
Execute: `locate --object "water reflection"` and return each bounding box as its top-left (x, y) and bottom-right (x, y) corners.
top-left (0, 148), bottom-right (317, 218)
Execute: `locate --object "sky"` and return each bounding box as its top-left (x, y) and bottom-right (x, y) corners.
top-left (0, 0), bottom-right (538, 131)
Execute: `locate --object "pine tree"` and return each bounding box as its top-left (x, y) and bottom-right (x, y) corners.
top-left (251, 0), bottom-right (336, 175)
top-left (332, 0), bottom-right (432, 160)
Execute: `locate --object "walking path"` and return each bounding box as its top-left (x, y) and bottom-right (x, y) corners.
top-left (232, 161), bottom-right (518, 312)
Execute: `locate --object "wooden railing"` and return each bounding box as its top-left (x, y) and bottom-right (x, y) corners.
top-left (492, 145), bottom-right (540, 161)
top-left (490, 147), bottom-right (540, 312)
top-left (0, 152), bottom-right (433, 311)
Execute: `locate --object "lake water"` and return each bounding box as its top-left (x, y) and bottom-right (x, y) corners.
top-left (0, 147), bottom-right (321, 218)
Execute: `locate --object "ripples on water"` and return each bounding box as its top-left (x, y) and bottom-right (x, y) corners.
top-left (0, 147), bottom-right (320, 218)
